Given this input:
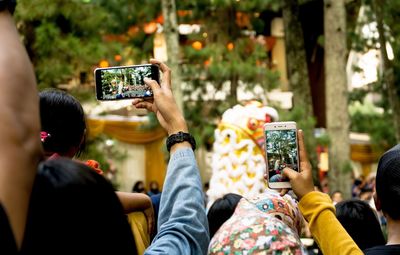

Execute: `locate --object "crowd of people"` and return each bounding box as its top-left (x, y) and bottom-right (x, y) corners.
top-left (1, 3), bottom-right (400, 255)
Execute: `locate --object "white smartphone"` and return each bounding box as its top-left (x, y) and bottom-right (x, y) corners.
top-left (264, 121), bottom-right (299, 189)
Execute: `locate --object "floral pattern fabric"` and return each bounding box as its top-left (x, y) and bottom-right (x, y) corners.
top-left (208, 190), bottom-right (306, 255)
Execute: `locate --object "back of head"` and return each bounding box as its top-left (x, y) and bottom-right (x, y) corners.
top-left (39, 90), bottom-right (86, 156)
top-left (132, 181), bottom-right (145, 193)
top-left (376, 144), bottom-right (400, 220)
top-left (207, 193), bottom-right (242, 238)
top-left (22, 158), bottom-right (137, 254)
top-left (335, 199), bottom-right (385, 250)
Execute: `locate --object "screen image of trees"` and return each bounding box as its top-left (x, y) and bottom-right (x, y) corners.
top-left (100, 66), bottom-right (152, 99)
top-left (266, 130), bottom-right (298, 175)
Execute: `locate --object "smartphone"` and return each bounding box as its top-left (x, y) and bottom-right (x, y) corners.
top-left (264, 121), bottom-right (299, 189)
top-left (94, 64), bottom-right (160, 100)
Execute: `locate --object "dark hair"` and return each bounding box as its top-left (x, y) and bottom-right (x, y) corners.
top-left (39, 89), bottom-right (86, 156)
top-left (376, 144), bottom-right (400, 220)
top-left (132, 181), bottom-right (145, 193)
top-left (22, 158), bottom-right (137, 254)
top-left (207, 193), bottom-right (242, 238)
top-left (335, 199), bottom-right (385, 251)
top-left (353, 179), bottom-right (362, 186)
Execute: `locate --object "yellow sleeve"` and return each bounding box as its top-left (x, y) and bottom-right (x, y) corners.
top-left (299, 191), bottom-right (363, 255)
top-left (127, 212), bottom-right (150, 255)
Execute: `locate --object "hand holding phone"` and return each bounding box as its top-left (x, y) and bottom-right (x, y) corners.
top-left (282, 130), bottom-right (314, 199)
top-left (94, 64), bottom-right (160, 100)
top-left (264, 121), bottom-right (299, 189)
top-left (131, 59), bottom-right (188, 137)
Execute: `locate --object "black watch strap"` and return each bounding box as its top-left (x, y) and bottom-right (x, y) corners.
top-left (0, 0), bottom-right (17, 14)
top-left (166, 131), bottom-right (196, 152)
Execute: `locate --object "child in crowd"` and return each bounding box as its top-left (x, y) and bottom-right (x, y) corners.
top-left (207, 193), bottom-right (243, 238)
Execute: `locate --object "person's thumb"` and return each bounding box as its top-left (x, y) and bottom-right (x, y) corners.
top-left (282, 167), bottom-right (298, 181)
top-left (144, 77), bottom-right (160, 95)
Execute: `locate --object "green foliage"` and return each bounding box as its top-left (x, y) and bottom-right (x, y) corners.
top-left (349, 100), bottom-right (396, 150)
top-left (346, 0), bottom-right (400, 150)
top-left (15, 0), bottom-right (159, 91)
top-left (266, 130), bottom-right (297, 162)
top-left (178, 1), bottom-right (281, 147)
top-left (15, 0), bottom-right (122, 89)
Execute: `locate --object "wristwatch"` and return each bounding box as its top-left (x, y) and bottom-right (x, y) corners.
top-left (166, 131), bottom-right (196, 152)
top-left (0, 0), bottom-right (16, 14)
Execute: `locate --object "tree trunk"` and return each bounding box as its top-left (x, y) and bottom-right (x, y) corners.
top-left (230, 73), bottom-right (239, 105)
top-left (324, 0), bottom-right (352, 198)
top-left (161, 0), bottom-right (184, 112)
top-left (373, 0), bottom-right (400, 142)
top-left (282, 0), bottom-right (318, 173)
top-left (282, 0), bottom-right (314, 117)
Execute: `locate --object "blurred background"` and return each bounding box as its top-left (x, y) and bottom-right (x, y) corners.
top-left (14, 0), bottom-right (400, 197)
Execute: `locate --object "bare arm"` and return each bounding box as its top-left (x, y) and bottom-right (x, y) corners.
top-left (0, 11), bottom-right (42, 248)
top-left (116, 191), bottom-right (154, 234)
top-left (116, 192), bottom-right (152, 212)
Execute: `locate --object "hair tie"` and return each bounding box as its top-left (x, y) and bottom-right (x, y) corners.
top-left (41, 131), bottom-right (51, 142)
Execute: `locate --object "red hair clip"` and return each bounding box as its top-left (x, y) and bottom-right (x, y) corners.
top-left (41, 131), bottom-right (51, 142)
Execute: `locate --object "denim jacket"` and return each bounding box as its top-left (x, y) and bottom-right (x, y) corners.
top-left (145, 148), bottom-right (210, 255)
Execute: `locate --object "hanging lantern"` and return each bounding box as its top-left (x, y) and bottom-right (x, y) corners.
top-left (192, 41), bottom-right (203, 50)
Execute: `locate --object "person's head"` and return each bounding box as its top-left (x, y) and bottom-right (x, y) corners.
top-left (331, 190), bottom-right (343, 204)
top-left (359, 188), bottom-right (373, 201)
top-left (39, 90), bottom-right (86, 158)
top-left (375, 144), bottom-right (400, 221)
top-left (132, 181), bottom-right (146, 193)
top-left (335, 199), bottom-right (385, 250)
top-left (353, 178), bottom-right (363, 186)
top-left (149, 181), bottom-right (160, 192)
top-left (207, 193), bottom-right (242, 238)
top-left (23, 158), bottom-right (137, 254)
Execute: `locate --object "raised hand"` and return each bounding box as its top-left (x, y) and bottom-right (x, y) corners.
top-left (282, 130), bottom-right (314, 200)
top-left (132, 59), bottom-right (187, 136)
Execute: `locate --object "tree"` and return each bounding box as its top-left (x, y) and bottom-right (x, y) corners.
top-left (178, 0), bottom-right (281, 145)
top-left (282, 0), bottom-right (318, 170)
top-left (15, 0), bottom-right (119, 89)
top-left (373, 0), bottom-right (400, 142)
top-left (161, 0), bottom-right (184, 111)
top-left (282, 0), bottom-right (314, 118)
top-left (15, 0), bottom-right (161, 91)
top-left (324, 0), bottom-right (352, 197)
top-left (347, 0), bottom-right (400, 151)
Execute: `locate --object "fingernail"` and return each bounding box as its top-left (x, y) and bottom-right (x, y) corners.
top-left (144, 77), bottom-right (150, 81)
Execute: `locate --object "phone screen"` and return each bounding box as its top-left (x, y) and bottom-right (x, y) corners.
top-left (265, 129), bottom-right (299, 183)
top-left (95, 64), bottom-right (159, 100)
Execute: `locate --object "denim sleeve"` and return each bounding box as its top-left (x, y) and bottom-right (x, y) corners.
top-left (144, 148), bottom-right (210, 255)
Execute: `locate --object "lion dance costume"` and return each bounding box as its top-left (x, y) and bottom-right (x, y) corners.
top-left (207, 101), bottom-right (279, 208)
